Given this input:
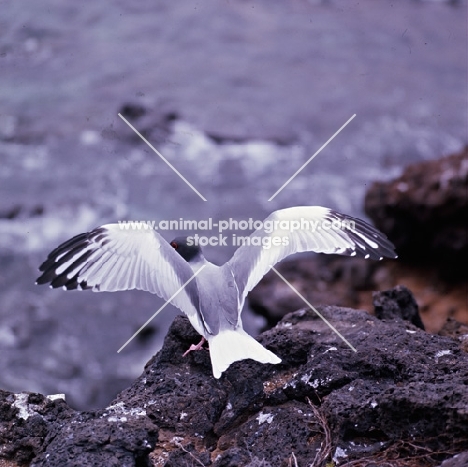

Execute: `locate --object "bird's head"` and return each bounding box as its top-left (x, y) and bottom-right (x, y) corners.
top-left (169, 236), bottom-right (203, 262)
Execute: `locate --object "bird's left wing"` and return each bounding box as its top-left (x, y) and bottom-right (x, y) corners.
top-left (36, 223), bottom-right (201, 320)
top-left (226, 206), bottom-right (397, 308)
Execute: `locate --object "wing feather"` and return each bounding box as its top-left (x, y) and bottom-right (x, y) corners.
top-left (36, 224), bottom-right (201, 323)
top-left (226, 206), bottom-right (397, 306)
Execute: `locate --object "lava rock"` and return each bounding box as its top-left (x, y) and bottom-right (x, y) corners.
top-left (373, 284), bottom-right (425, 330)
top-left (32, 414), bottom-right (158, 467)
top-left (0, 392), bottom-right (74, 465)
top-left (2, 306), bottom-right (468, 466)
top-left (365, 146), bottom-right (468, 279)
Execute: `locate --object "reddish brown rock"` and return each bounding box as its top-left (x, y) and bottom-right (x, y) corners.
top-left (364, 146), bottom-right (468, 279)
top-left (249, 255), bottom-right (468, 334)
top-left (250, 149), bottom-right (468, 334)
top-left (248, 255), bottom-right (386, 328)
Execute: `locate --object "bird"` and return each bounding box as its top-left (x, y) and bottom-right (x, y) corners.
top-left (36, 206), bottom-right (397, 378)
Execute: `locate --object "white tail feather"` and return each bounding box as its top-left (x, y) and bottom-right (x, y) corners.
top-left (207, 328), bottom-right (281, 378)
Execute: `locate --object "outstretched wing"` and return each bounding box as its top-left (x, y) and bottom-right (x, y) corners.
top-left (226, 206), bottom-right (397, 307)
top-left (36, 223), bottom-right (201, 322)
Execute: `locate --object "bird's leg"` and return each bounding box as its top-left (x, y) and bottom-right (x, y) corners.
top-left (183, 336), bottom-right (206, 357)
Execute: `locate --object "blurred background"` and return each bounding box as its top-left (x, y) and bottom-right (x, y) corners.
top-left (0, 0), bottom-right (466, 410)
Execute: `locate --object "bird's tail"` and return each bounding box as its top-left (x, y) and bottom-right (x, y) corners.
top-left (207, 328), bottom-right (281, 379)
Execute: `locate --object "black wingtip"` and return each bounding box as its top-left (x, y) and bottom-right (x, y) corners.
top-left (330, 210), bottom-right (398, 261)
top-left (36, 274), bottom-right (50, 285)
top-left (35, 228), bottom-right (102, 290)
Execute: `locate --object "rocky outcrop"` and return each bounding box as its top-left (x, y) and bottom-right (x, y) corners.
top-left (248, 255), bottom-right (390, 328)
top-left (364, 146), bottom-right (468, 279)
top-left (2, 289), bottom-right (467, 466)
top-left (373, 284), bottom-right (425, 330)
top-left (248, 254), bottom-right (468, 334)
top-left (250, 149), bottom-right (468, 333)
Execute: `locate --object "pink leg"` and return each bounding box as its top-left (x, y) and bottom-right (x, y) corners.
top-left (183, 337), bottom-right (206, 357)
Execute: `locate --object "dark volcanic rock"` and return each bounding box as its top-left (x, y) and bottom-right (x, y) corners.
top-left (365, 146), bottom-right (468, 279)
top-left (33, 414), bottom-right (158, 467)
top-left (2, 308), bottom-right (468, 466)
top-left (373, 284), bottom-right (425, 330)
top-left (0, 391), bottom-right (75, 465)
top-left (0, 390), bottom-right (158, 467)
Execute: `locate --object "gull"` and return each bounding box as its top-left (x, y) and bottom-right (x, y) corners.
top-left (36, 206), bottom-right (397, 378)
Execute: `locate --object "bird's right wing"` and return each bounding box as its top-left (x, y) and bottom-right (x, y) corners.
top-left (36, 223), bottom-right (201, 323)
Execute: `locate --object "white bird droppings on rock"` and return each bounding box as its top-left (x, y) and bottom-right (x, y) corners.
top-left (13, 394), bottom-right (33, 420)
top-left (256, 412), bottom-right (275, 425)
top-left (102, 401), bottom-right (146, 421)
top-left (333, 446), bottom-right (348, 463)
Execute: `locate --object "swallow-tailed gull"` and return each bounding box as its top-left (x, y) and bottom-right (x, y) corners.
top-left (36, 206), bottom-right (397, 378)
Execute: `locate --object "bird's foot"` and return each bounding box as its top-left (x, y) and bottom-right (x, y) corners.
top-left (183, 337), bottom-right (207, 357)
